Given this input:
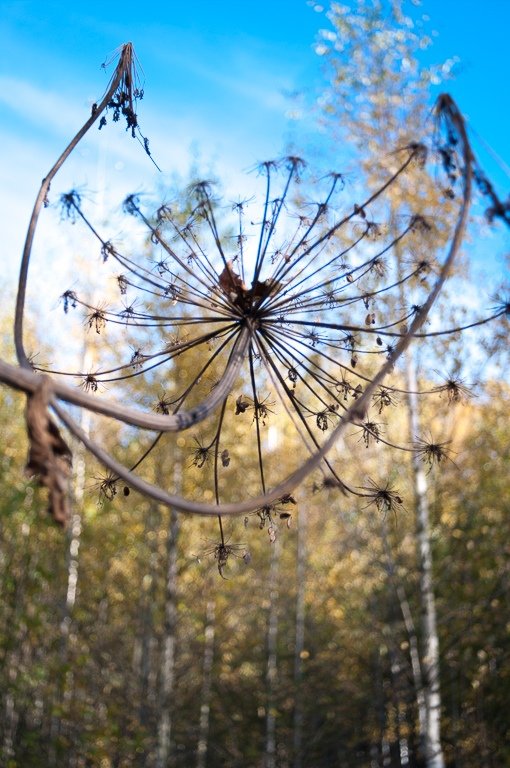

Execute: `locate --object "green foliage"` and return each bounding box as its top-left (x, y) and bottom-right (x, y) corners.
top-left (1, 379), bottom-right (509, 765)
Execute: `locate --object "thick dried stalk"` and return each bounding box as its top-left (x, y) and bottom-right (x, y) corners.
top-left (15, 44), bottom-right (138, 369)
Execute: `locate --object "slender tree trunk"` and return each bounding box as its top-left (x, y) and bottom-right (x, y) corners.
top-left (265, 535), bottom-right (281, 768)
top-left (139, 594), bottom-right (157, 730)
top-left (382, 521), bottom-right (427, 762)
top-left (406, 352), bottom-right (445, 768)
top-left (139, 505), bottom-right (160, 722)
top-left (2, 615), bottom-right (24, 763)
top-left (394, 223), bottom-right (445, 768)
top-left (388, 644), bottom-right (404, 768)
top-left (156, 506), bottom-right (179, 768)
top-left (134, 502), bottom-right (160, 766)
top-left (374, 642), bottom-right (389, 768)
top-left (2, 687), bottom-right (18, 764)
top-left (1, 519), bottom-right (31, 762)
top-left (196, 597), bottom-right (216, 768)
top-left (49, 395), bottom-right (90, 766)
top-left (292, 503), bottom-right (306, 768)
top-left (395, 582), bottom-right (427, 743)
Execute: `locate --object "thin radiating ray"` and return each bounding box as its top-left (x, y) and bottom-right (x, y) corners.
top-left (263, 227), bottom-right (370, 312)
top-left (263, 219), bottom-right (415, 315)
top-left (268, 264), bottom-right (424, 318)
top-left (129, 199), bottom-right (231, 302)
top-left (269, 148), bottom-right (419, 288)
top-left (37, 324), bottom-right (239, 385)
top-left (262, 328), bottom-right (349, 413)
top-left (67, 199), bottom-right (232, 314)
top-left (255, 332), bottom-right (352, 492)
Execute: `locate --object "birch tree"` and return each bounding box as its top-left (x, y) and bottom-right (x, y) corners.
top-left (264, 534), bottom-right (281, 768)
top-left (196, 596), bottom-right (216, 768)
top-left (314, 2), bottom-right (463, 764)
top-left (156, 505), bottom-right (180, 768)
top-left (292, 503), bottom-right (307, 768)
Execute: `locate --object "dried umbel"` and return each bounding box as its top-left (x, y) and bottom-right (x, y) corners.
top-left (2, 45), bottom-right (508, 549)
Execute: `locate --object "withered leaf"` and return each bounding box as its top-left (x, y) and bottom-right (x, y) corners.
top-left (25, 377), bottom-right (72, 527)
top-left (218, 261), bottom-right (247, 298)
top-left (235, 395), bottom-right (250, 415)
top-left (218, 261), bottom-right (279, 305)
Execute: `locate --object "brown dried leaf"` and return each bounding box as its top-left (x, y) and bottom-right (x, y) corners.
top-left (25, 377), bottom-right (72, 527)
top-left (218, 261), bottom-right (247, 298)
top-left (235, 395), bottom-right (250, 415)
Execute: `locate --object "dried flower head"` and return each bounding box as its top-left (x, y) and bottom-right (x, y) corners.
top-left (96, 472), bottom-right (119, 503)
top-left (13, 46), bottom-right (501, 566)
top-left (201, 540), bottom-right (250, 578)
top-left (434, 375), bottom-right (472, 404)
top-left (362, 479), bottom-right (404, 515)
top-left (414, 436), bottom-right (455, 472)
top-left (191, 438), bottom-right (211, 469)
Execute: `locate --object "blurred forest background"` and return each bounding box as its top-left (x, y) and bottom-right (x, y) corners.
top-left (1, 2), bottom-right (509, 767)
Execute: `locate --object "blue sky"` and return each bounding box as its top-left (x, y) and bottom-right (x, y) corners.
top-left (1, 0), bottom-right (509, 304)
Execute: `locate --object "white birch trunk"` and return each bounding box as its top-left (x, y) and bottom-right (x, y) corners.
top-left (381, 521), bottom-right (427, 755)
top-left (406, 352), bottom-right (445, 768)
top-left (196, 598), bottom-right (216, 768)
top-left (1, 518), bottom-right (32, 761)
top-left (265, 535), bottom-right (281, 768)
top-left (393, 222), bottom-right (445, 768)
top-left (396, 582), bottom-right (427, 753)
top-left (2, 655), bottom-right (20, 762)
top-left (139, 503), bottom-right (160, 729)
top-left (292, 503), bottom-right (306, 768)
top-left (156, 506), bottom-right (179, 768)
top-left (49, 384), bottom-right (90, 766)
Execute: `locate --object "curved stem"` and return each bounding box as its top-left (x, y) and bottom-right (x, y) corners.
top-left (2, 326), bottom-right (251, 432)
top-left (15, 44), bottom-right (136, 368)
